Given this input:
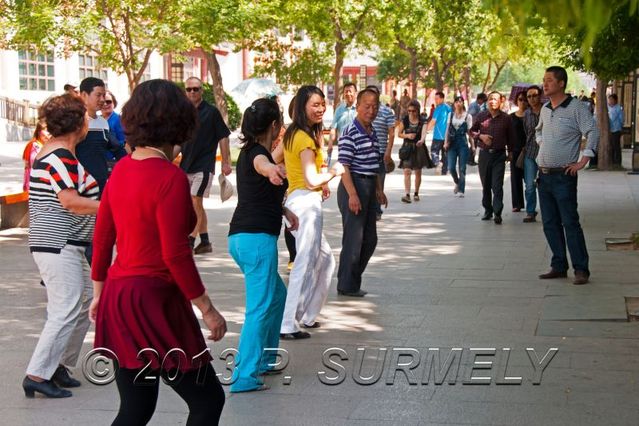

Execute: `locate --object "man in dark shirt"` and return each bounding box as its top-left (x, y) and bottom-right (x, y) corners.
top-left (76, 77), bottom-right (126, 195)
top-left (181, 76), bottom-right (232, 254)
top-left (470, 91), bottom-right (515, 224)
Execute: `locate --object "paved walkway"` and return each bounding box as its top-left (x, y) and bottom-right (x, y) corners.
top-left (1, 141), bottom-right (638, 425)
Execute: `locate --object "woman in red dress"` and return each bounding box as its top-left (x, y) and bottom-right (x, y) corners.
top-left (89, 79), bottom-right (227, 425)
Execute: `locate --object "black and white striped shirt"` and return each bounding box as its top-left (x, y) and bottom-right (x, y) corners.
top-left (28, 148), bottom-right (99, 253)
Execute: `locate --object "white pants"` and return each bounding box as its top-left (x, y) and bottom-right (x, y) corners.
top-left (280, 190), bottom-right (335, 333)
top-left (27, 244), bottom-right (93, 379)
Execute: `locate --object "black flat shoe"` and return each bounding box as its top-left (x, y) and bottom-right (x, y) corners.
top-left (279, 331), bottom-right (311, 340)
top-left (337, 289), bottom-right (367, 297)
top-left (52, 365), bottom-right (81, 388)
top-left (302, 321), bottom-right (321, 329)
top-left (23, 376), bottom-right (72, 398)
top-left (494, 216), bottom-right (502, 225)
top-left (481, 212), bottom-right (493, 220)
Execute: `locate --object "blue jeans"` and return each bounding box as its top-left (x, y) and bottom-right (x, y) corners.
top-left (524, 157), bottom-right (538, 215)
top-left (538, 173), bottom-right (589, 274)
top-left (228, 233), bottom-right (287, 392)
top-left (431, 139), bottom-right (447, 174)
top-left (447, 144), bottom-right (469, 193)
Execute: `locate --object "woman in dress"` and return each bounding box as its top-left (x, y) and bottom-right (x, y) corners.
top-left (444, 96), bottom-right (474, 197)
top-left (90, 79), bottom-right (227, 425)
top-left (228, 98), bottom-right (299, 392)
top-left (279, 85), bottom-right (343, 340)
top-left (23, 93), bottom-right (99, 399)
top-left (397, 100), bottom-right (430, 203)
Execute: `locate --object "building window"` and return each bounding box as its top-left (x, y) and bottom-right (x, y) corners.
top-left (171, 63), bottom-right (184, 82)
top-left (78, 54), bottom-right (108, 82)
top-left (18, 50), bottom-right (55, 91)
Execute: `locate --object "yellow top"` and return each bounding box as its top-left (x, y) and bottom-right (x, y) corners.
top-left (284, 130), bottom-right (324, 193)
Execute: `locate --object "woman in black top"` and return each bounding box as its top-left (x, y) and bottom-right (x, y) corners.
top-left (510, 94), bottom-right (528, 211)
top-left (228, 98), bottom-right (298, 392)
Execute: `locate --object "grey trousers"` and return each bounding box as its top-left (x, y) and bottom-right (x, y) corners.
top-left (337, 176), bottom-right (378, 293)
top-left (27, 244), bottom-right (93, 379)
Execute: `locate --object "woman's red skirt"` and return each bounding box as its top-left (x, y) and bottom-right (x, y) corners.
top-left (94, 275), bottom-right (212, 372)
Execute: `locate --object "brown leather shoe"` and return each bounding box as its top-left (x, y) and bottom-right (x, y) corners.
top-left (538, 269), bottom-right (568, 279)
top-left (573, 271), bottom-right (590, 285)
top-left (193, 242), bottom-right (213, 254)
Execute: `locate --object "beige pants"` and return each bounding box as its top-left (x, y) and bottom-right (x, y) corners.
top-left (27, 244), bottom-right (93, 379)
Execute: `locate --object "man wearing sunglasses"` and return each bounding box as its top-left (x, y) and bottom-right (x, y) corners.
top-left (180, 76), bottom-right (232, 254)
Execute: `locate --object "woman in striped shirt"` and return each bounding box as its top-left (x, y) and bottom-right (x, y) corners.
top-left (23, 93), bottom-right (100, 399)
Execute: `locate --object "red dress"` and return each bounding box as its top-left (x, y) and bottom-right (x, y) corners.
top-left (92, 155), bottom-right (212, 371)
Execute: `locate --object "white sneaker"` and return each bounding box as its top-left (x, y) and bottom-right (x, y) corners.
top-left (458, 193), bottom-right (465, 198)
top-left (453, 184), bottom-right (459, 194)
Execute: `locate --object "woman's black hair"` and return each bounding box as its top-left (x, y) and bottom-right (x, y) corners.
top-left (283, 85), bottom-right (325, 151)
top-left (239, 98), bottom-right (282, 151)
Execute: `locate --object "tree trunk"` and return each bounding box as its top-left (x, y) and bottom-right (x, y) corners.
top-left (595, 78), bottom-right (610, 170)
top-left (463, 66), bottom-right (471, 105)
top-left (333, 42), bottom-right (345, 110)
top-left (482, 62), bottom-right (492, 93)
top-left (206, 52), bottom-right (229, 125)
top-left (409, 51), bottom-right (418, 99)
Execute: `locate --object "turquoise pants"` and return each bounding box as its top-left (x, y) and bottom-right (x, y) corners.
top-left (228, 233), bottom-right (287, 392)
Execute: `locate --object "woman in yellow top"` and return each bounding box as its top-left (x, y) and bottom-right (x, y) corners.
top-left (278, 86), bottom-right (343, 340)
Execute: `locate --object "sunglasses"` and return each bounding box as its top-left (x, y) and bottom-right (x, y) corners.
top-left (185, 87), bottom-right (201, 93)
top-left (103, 100), bottom-right (113, 105)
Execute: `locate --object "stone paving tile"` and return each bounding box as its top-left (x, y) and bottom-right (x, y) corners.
top-left (540, 295), bottom-right (628, 321)
top-left (537, 320), bottom-right (639, 339)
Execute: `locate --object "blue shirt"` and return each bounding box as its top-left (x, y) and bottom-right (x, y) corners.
top-left (331, 102), bottom-right (357, 137)
top-left (608, 104), bottom-right (623, 133)
top-left (371, 105), bottom-right (396, 155)
top-left (432, 103), bottom-right (452, 140)
top-left (106, 112), bottom-right (125, 146)
top-left (338, 119), bottom-right (380, 175)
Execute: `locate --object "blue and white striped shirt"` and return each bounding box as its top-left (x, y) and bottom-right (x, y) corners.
top-left (372, 105), bottom-right (396, 155)
top-left (338, 119), bottom-right (380, 175)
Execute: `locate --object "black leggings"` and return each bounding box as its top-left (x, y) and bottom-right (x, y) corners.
top-left (112, 363), bottom-right (225, 426)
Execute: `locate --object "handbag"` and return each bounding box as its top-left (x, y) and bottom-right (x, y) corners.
top-left (399, 142), bottom-right (415, 161)
top-left (516, 149), bottom-right (526, 169)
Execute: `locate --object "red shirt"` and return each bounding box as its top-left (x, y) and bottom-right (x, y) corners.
top-left (91, 155), bottom-right (205, 300)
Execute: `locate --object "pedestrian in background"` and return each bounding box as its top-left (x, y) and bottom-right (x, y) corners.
top-left (444, 96), bottom-right (473, 197)
top-left (510, 92), bottom-right (527, 212)
top-left (607, 93), bottom-right (623, 166)
top-left (522, 85), bottom-right (543, 223)
top-left (22, 122), bottom-right (50, 191)
top-left (398, 100), bottom-right (430, 203)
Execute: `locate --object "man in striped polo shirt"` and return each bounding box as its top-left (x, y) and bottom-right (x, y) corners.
top-left (366, 85), bottom-right (396, 221)
top-left (536, 66), bottom-right (599, 285)
top-left (336, 88), bottom-right (388, 297)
